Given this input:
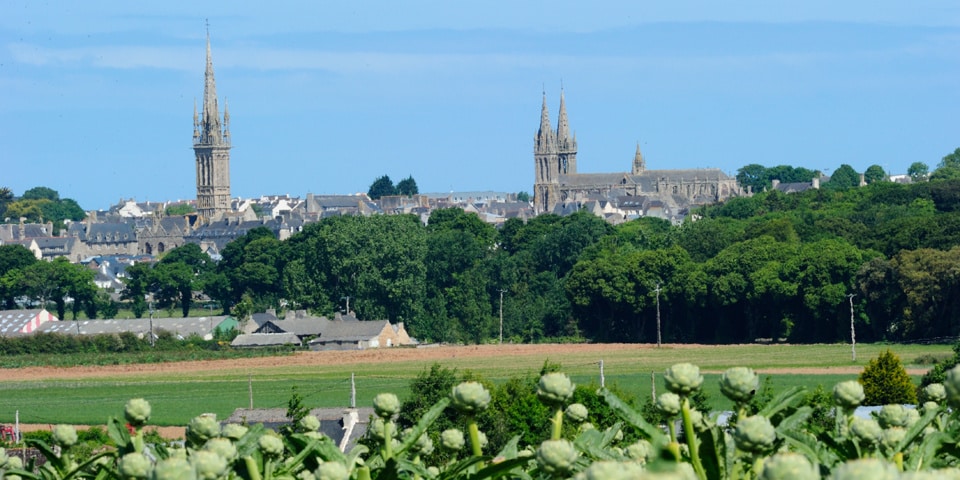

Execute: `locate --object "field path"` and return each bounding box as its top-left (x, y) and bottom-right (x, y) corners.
top-left (0, 343), bottom-right (930, 381)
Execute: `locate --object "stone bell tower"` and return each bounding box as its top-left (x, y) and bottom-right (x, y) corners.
top-left (193, 28), bottom-right (231, 221)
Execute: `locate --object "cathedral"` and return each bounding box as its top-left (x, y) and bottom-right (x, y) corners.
top-left (533, 91), bottom-right (743, 216)
top-left (193, 30), bottom-right (232, 221)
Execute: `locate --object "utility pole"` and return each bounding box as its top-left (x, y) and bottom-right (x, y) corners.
top-left (654, 283), bottom-right (662, 348)
top-left (498, 289), bottom-right (506, 344)
top-left (848, 293), bottom-right (857, 362)
top-left (341, 296), bottom-right (351, 314)
top-left (149, 299), bottom-right (155, 347)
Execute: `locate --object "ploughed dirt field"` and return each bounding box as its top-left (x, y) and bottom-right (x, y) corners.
top-left (2, 343), bottom-right (928, 382)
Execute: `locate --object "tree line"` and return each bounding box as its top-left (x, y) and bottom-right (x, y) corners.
top-left (5, 155), bottom-right (960, 344)
top-left (118, 175), bottom-right (960, 344)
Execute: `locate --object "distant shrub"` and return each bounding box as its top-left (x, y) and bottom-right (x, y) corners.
top-left (859, 349), bottom-right (917, 406)
top-left (913, 353), bottom-right (952, 366)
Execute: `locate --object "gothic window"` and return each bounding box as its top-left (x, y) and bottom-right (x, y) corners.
top-left (158, 242), bottom-right (165, 254)
top-left (145, 243), bottom-right (153, 255)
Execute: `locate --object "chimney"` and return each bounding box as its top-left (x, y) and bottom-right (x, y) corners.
top-left (771, 179), bottom-right (780, 190)
top-left (812, 177), bottom-right (820, 189)
top-left (266, 308), bottom-right (276, 318)
top-left (859, 173), bottom-right (867, 187)
top-left (285, 310), bottom-right (294, 320)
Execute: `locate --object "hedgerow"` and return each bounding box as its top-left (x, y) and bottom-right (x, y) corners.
top-left (5, 362), bottom-right (960, 479)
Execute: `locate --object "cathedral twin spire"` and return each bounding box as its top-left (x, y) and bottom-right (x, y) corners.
top-left (535, 89), bottom-right (575, 154)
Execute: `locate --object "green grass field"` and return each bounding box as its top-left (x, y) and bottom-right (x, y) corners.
top-left (0, 343), bottom-right (951, 426)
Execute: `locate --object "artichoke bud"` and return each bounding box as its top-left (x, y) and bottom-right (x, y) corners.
top-left (829, 458), bottom-right (899, 479)
top-left (372, 393), bottom-right (401, 419)
top-left (877, 404), bottom-right (910, 429)
top-left (664, 363), bottom-right (704, 395)
top-left (52, 424), bottom-right (78, 448)
top-left (565, 403), bottom-right (589, 423)
top-left (922, 401), bottom-right (940, 414)
top-left (221, 423), bottom-right (248, 440)
top-left (833, 381), bottom-right (865, 409)
top-left (203, 438), bottom-right (238, 463)
top-left (450, 382), bottom-right (492, 414)
top-left (880, 427), bottom-right (906, 451)
top-left (537, 373), bottom-right (576, 406)
top-left (151, 457), bottom-right (196, 480)
top-left (440, 428), bottom-right (465, 451)
top-left (759, 452), bottom-right (818, 480)
top-left (259, 434), bottom-right (285, 457)
top-left (192, 450), bottom-right (228, 480)
top-left (850, 417), bottom-right (883, 445)
top-left (656, 392), bottom-right (682, 417)
top-left (118, 452), bottom-right (152, 479)
top-left (732, 415), bottom-right (776, 454)
top-left (125, 398), bottom-right (152, 427)
top-left (315, 462), bottom-right (349, 480)
top-left (720, 367), bottom-right (759, 403)
top-left (299, 415), bottom-right (321, 432)
top-left (576, 460), bottom-right (646, 480)
top-left (536, 439), bottom-right (579, 475)
top-left (624, 440), bottom-right (653, 463)
top-left (923, 383), bottom-right (947, 403)
top-left (945, 365), bottom-right (960, 408)
top-left (186, 415), bottom-right (221, 443)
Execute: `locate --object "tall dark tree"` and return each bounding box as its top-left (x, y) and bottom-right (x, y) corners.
top-left (367, 175), bottom-right (396, 199)
top-left (396, 176), bottom-right (419, 196)
top-left (0, 187), bottom-right (13, 219)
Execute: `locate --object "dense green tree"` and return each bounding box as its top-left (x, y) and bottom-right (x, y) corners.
top-left (20, 258), bottom-right (92, 320)
top-left (858, 349), bottom-right (917, 406)
top-left (395, 176), bottom-right (419, 196)
top-left (22, 186), bottom-right (60, 201)
top-left (940, 147), bottom-right (960, 169)
top-left (908, 162), bottom-right (929, 182)
top-left (151, 261), bottom-right (196, 317)
top-left (367, 175), bottom-right (396, 199)
top-left (863, 165), bottom-right (887, 184)
top-left (826, 164), bottom-right (861, 190)
top-left (516, 191), bottom-right (531, 203)
top-left (160, 243), bottom-right (213, 275)
top-left (889, 247), bottom-right (960, 339)
top-left (736, 164), bottom-right (769, 193)
top-left (0, 244), bottom-right (37, 308)
top-left (120, 262), bottom-right (152, 318)
top-left (4, 200), bottom-right (46, 223)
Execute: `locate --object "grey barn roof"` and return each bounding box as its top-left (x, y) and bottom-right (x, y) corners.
top-left (231, 333), bottom-right (301, 347)
top-left (310, 320), bottom-right (388, 343)
top-left (35, 316), bottom-right (229, 337)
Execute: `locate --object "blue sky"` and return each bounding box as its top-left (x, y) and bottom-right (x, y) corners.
top-left (2, 1), bottom-right (959, 210)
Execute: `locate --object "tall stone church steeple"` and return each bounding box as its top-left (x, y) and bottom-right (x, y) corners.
top-left (193, 28), bottom-right (231, 221)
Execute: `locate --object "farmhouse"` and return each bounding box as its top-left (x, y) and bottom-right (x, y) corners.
top-left (248, 310), bottom-right (415, 350)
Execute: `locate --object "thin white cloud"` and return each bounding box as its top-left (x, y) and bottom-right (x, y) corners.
top-left (5, 42), bottom-right (893, 77)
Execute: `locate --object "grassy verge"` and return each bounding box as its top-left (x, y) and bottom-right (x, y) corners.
top-left (0, 348), bottom-right (295, 368)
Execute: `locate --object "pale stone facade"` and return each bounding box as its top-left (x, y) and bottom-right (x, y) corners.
top-left (533, 91), bottom-right (742, 215)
